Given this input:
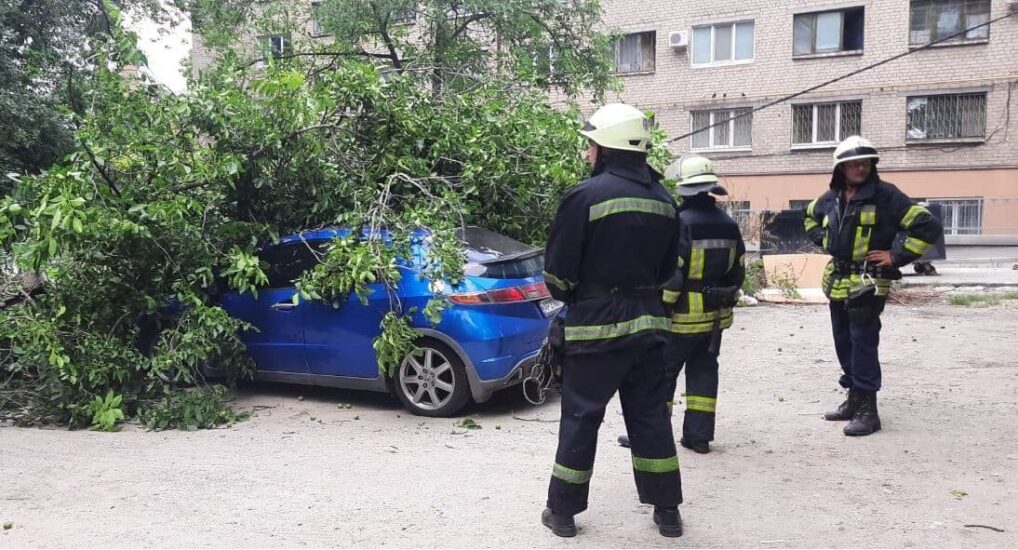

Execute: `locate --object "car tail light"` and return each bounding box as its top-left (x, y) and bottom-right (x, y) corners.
top-left (449, 281), bottom-right (551, 305)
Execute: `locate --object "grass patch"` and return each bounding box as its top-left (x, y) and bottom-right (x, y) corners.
top-left (948, 292), bottom-right (1018, 307)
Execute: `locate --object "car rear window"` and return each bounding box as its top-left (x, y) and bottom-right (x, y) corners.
top-left (458, 227), bottom-right (544, 279)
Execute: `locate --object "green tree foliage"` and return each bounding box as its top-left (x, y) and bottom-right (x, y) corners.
top-left (1, 0), bottom-right (613, 430)
top-left (0, 0), bottom-right (169, 178)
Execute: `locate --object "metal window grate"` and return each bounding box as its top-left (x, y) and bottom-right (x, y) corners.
top-left (927, 198), bottom-right (983, 235)
top-left (907, 93), bottom-right (986, 140)
top-left (792, 101), bottom-right (861, 145)
top-left (691, 109), bottom-right (753, 149)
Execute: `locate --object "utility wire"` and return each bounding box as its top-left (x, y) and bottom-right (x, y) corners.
top-left (668, 9), bottom-right (1018, 143)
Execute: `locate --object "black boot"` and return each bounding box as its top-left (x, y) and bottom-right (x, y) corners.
top-left (680, 438), bottom-right (710, 454)
top-left (617, 434), bottom-right (631, 448)
top-left (653, 506), bottom-right (683, 537)
top-left (844, 391), bottom-right (881, 436)
top-left (541, 508), bottom-right (576, 537)
top-left (824, 390), bottom-right (858, 421)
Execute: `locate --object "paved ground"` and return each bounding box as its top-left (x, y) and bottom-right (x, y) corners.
top-left (900, 267), bottom-right (1018, 288)
top-left (2, 298), bottom-right (1017, 548)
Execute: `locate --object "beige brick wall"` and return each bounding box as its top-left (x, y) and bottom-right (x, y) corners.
top-left (597, 0), bottom-right (1018, 176)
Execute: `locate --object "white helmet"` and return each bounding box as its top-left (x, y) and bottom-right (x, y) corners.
top-left (666, 155), bottom-right (728, 197)
top-left (580, 103), bottom-right (653, 153)
top-left (833, 136), bottom-right (879, 168)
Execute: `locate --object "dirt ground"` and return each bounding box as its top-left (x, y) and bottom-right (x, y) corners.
top-left (2, 297), bottom-right (1017, 548)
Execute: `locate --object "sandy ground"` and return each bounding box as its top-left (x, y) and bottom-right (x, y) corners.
top-left (2, 298), bottom-right (1017, 548)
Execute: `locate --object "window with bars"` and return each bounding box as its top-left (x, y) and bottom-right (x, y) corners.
top-left (614, 32), bottom-right (656, 74)
top-left (792, 101), bottom-right (862, 146)
top-left (906, 93), bottom-right (986, 141)
top-left (793, 7), bottom-right (865, 56)
top-left (721, 200), bottom-right (753, 229)
top-left (690, 108), bottom-right (753, 150)
top-left (692, 21), bottom-right (755, 66)
top-left (909, 0), bottom-right (990, 46)
top-left (927, 198), bottom-right (982, 235)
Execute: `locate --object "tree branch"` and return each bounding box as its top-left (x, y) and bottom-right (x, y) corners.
top-left (82, 142), bottom-right (122, 196)
top-left (451, 13), bottom-right (490, 39)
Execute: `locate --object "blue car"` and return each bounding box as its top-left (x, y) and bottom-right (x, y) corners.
top-left (218, 226), bottom-right (562, 417)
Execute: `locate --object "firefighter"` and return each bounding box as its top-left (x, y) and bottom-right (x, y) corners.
top-left (541, 103), bottom-right (683, 538)
top-left (617, 155), bottom-right (745, 455)
top-left (804, 136), bottom-right (943, 436)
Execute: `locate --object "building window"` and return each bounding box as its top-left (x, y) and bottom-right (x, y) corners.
top-left (311, 2), bottom-right (325, 36)
top-left (927, 198), bottom-right (982, 235)
top-left (692, 21), bottom-right (754, 66)
top-left (792, 101), bottom-right (862, 146)
top-left (614, 31), bottom-right (656, 74)
top-left (721, 200), bottom-right (753, 228)
top-left (690, 108), bottom-right (753, 150)
top-left (393, 4), bottom-right (417, 24)
top-left (909, 0), bottom-right (990, 47)
top-left (788, 200), bottom-right (812, 212)
top-left (906, 93), bottom-right (986, 141)
top-left (793, 7), bottom-right (865, 56)
top-left (260, 34), bottom-right (292, 58)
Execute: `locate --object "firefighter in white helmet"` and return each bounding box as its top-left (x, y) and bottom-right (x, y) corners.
top-left (804, 136), bottom-right (942, 436)
top-left (617, 154), bottom-right (746, 455)
top-left (541, 103), bottom-right (683, 538)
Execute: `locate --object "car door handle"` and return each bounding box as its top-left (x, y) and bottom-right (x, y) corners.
top-left (271, 302), bottom-right (297, 312)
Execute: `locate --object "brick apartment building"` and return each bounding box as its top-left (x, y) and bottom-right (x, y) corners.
top-left (192, 0), bottom-right (1018, 240)
top-left (598, 0), bottom-right (1018, 240)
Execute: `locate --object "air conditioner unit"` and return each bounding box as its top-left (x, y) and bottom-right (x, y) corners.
top-left (669, 30), bottom-right (689, 49)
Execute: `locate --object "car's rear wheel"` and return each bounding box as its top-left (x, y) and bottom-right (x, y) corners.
top-left (393, 340), bottom-right (471, 417)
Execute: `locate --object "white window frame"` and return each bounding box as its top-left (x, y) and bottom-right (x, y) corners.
top-left (791, 101), bottom-right (862, 149)
top-left (927, 198), bottom-right (983, 235)
top-left (690, 108), bottom-right (753, 151)
top-left (691, 20), bottom-right (755, 68)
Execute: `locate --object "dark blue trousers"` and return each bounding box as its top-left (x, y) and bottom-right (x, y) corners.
top-left (829, 297), bottom-right (886, 392)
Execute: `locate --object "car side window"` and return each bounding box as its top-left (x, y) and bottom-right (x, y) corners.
top-left (259, 241), bottom-right (326, 289)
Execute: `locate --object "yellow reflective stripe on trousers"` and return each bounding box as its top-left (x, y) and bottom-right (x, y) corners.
top-left (825, 274), bottom-right (895, 300)
top-left (543, 271), bottom-right (576, 291)
top-left (904, 236), bottom-right (932, 255)
top-left (900, 204), bottom-right (930, 229)
top-left (686, 395), bottom-right (717, 413)
top-left (663, 289), bottom-right (682, 304)
top-left (687, 291), bottom-right (704, 314)
top-left (671, 310), bottom-right (733, 334)
top-left (688, 248), bottom-right (705, 280)
top-left (631, 454), bottom-right (680, 473)
top-left (564, 315), bottom-right (671, 342)
top-left (552, 463), bottom-right (592, 484)
top-left (589, 198), bottom-right (676, 222)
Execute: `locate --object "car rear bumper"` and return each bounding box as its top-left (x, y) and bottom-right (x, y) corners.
top-left (418, 328), bottom-right (539, 404)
